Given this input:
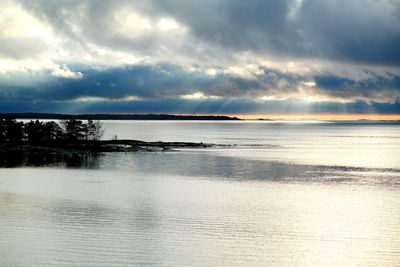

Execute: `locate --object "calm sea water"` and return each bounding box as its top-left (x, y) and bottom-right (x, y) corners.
top-left (1, 121), bottom-right (400, 266)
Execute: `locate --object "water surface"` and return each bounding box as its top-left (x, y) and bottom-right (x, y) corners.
top-left (1, 121), bottom-right (400, 266)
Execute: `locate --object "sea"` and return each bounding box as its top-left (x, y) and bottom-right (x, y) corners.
top-left (1, 120), bottom-right (400, 266)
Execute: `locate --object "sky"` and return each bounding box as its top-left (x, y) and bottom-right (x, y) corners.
top-left (1, 0), bottom-right (400, 117)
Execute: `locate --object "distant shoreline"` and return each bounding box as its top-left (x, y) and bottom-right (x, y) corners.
top-left (2, 113), bottom-right (400, 124)
top-left (1, 113), bottom-right (240, 121)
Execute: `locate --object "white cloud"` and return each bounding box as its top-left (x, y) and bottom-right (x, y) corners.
top-left (0, 1), bottom-right (55, 59)
top-left (180, 92), bottom-right (221, 100)
top-left (112, 8), bottom-right (153, 39)
top-left (0, 2), bottom-right (52, 39)
top-left (157, 17), bottom-right (181, 31)
top-left (304, 81), bottom-right (316, 87)
top-left (51, 64), bottom-right (83, 79)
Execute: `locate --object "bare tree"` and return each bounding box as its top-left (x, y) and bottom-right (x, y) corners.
top-left (87, 120), bottom-right (105, 140)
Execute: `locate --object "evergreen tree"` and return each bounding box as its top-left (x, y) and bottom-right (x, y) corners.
top-left (0, 118), bottom-right (6, 142)
top-left (6, 119), bottom-right (24, 143)
top-left (43, 121), bottom-right (63, 141)
top-left (61, 119), bottom-right (86, 141)
top-left (24, 120), bottom-right (44, 143)
top-left (0, 117), bottom-right (23, 143)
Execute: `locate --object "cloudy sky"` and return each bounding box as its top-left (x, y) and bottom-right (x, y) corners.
top-left (1, 0), bottom-right (400, 116)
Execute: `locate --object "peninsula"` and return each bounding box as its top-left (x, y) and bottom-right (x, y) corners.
top-left (0, 117), bottom-right (212, 155)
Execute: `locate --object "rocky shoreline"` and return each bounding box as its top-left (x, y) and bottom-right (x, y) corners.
top-left (0, 139), bottom-right (212, 154)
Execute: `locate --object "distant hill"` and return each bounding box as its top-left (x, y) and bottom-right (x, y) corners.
top-left (2, 113), bottom-right (240, 121)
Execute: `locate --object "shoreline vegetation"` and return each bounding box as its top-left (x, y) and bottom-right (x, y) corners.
top-left (0, 117), bottom-right (212, 157)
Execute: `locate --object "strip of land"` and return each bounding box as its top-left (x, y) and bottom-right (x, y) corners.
top-left (0, 117), bottom-right (215, 155)
top-left (0, 139), bottom-right (212, 154)
top-left (2, 113), bottom-right (240, 121)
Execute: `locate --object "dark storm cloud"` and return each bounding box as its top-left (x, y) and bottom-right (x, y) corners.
top-left (0, 64), bottom-right (304, 101)
top-left (314, 73), bottom-right (400, 102)
top-left (1, 63), bottom-right (400, 106)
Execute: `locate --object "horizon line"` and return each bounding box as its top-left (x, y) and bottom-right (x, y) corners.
top-left (2, 112), bottom-right (400, 121)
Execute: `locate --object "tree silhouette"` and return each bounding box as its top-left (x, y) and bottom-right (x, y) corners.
top-left (0, 118), bottom-right (6, 142)
top-left (0, 117), bottom-right (23, 143)
top-left (24, 120), bottom-right (44, 143)
top-left (1, 118), bottom-right (104, 144)
top-left (6, 119), bottom-right (24, 143)
top-left (87, 120), bottom-right (105, 140)
top-left (24, 120), bottom-right (64, 143)
top-left (43, 121), bottom-right (63, 141)
top-left (61, 119), bottom-right (86, 141)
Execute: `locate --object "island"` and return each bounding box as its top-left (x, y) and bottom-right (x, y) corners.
top-left (0, 117), bottom-right (212, 155)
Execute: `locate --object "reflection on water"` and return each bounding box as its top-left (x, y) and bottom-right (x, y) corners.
top-left (91, 152), bottom-right (400, 186)
top-left (0, 152), bottom-right (103, 168)
top-left (1, 121), bottom-right (400, 266)
top-left (4, 150), bottom-right (400, 186)
top-left (1, 162), bottom-right (399, 266)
